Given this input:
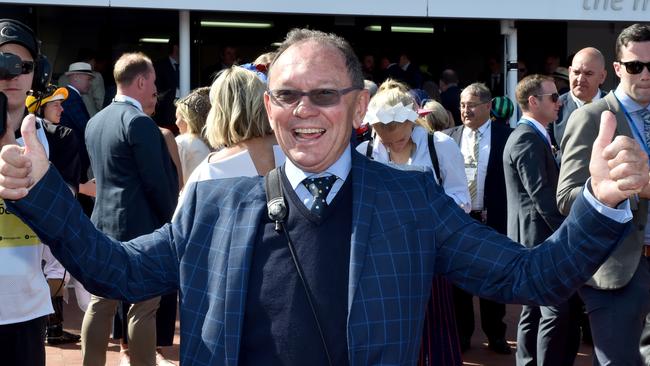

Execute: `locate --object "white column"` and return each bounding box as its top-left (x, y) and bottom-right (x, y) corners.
top-left (501, 19), bottom-right (518, 127)
top-left (179, 10), bottom-right (191, 98)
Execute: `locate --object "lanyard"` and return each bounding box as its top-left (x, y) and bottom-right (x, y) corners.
top-left (518, 119), bottom-right (550, 146)
top-left (518, 119), bottom-right (558, 168)
top-left (613, 94), bottom-right (650, 157)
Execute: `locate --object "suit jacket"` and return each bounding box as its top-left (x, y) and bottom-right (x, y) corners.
top-left (8, 150), bottom-right (631, 365)
top-left (85, 100), bottom-right (179, 240)
top-left (60, 86), bottom-right (91, 181)
top-left (440, 85), bottom-right (461, 126)
top-left (503, 122), bottom-right (564, 247)
top-left (445, 122), bottom-right (512, 234)
top-left (153, 57), bottom-right (179, 129)
top-left (558, 91), bottom-right (647, 289)
top-left (42, 120), bottom-right (81, 191)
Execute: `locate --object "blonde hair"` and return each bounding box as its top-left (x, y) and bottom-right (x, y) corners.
top-left (175, 87), bottom-right (211, 143)
top-left (205, 67), bottom-right (271, 148)
top-left (417, 100), bottom-right (451, 132)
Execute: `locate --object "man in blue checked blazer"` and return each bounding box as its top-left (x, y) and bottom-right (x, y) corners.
top-left (1, 29), bottom-right (649, 366)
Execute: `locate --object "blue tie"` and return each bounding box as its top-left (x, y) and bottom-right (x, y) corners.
top-left (302, 175), bottom-right (337, 216)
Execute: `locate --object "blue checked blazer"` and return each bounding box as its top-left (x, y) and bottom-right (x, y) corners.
top-left (9, 151), bottom-right (630, 366)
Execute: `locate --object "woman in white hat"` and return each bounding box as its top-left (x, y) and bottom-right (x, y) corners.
top-left (356, 79), bottom-right (469, 366)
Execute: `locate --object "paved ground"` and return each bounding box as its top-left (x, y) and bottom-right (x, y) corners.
top-left (45, 293), bottom-right (594, 365)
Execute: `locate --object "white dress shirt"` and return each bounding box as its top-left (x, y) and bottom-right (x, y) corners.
top-left (285, 145), bottom-right (351, 209)
top-left (357, 126), bottom-right (471, 212)
top-left (461, 120), bottom-right (491, 211)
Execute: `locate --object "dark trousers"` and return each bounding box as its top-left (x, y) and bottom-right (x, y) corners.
top-left (580, 260), bottom-right (650, 365)
top-left (515, 300), bottom-right (578, 366)
top-left (0, 316), bottom-right (46, 366)
top-left (156, 291), bottom-right (178, 347)
top-left (452, 285), bottom-right (506, 346)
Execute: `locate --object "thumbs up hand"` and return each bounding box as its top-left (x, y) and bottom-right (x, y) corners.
top-left (590, 111), bottom-right (650, 207)
top-left (0, 114), bottom-right (49, 200)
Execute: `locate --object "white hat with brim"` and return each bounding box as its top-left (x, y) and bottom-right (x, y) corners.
top-left (65, 62), bottom-right (94, 77)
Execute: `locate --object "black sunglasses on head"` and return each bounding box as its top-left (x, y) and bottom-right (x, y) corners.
top-left (534, 92), bottom-right (560, 103)
top-left (267, 87), bottom-right (361, 107)
top-left (618, 60), bottom-right (650, 75)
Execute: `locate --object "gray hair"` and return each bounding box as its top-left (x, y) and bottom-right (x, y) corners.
top-left (268, 28), bottom-right (364, 89)
top-left (461, 82), bottom-right (492, 103)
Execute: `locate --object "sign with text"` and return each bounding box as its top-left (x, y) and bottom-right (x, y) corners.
top-left (4, 0), bottom-right (649, 21)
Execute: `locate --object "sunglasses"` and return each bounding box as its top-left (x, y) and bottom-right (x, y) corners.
top-left (618, 60), bottom-right (650, 75)
top-left (267, 86), bottom-right (361, 107)
top-left (19, 60), bottom-right (34, 74)
top-left (534, 93), bottom-right (560, 103)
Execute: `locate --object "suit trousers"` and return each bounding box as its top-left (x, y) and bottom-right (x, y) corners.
top-left (638, 257), bottom-right (650, 365)
top-left (579, 260), bottom-right (650, 366)
top-left (515, 300), bottom-right (578, 366)
top-left (452, 285), bottom-right (506, 346)
top-left (81, 294), bottom-right (160, 366)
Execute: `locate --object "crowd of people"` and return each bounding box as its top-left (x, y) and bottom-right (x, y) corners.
top-left (0, 17), bottom-right (649, 366)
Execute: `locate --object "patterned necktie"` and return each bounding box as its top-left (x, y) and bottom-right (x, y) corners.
top-left (467, 129), bottom-right (480, 202)
top-left (302, 175), bottom-right (337, 216)
top-left (640, 108), bottom-right (650, 148)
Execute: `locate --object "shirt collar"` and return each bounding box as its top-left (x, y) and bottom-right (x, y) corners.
top-left (284, 144), bottom-right (352, 191)
top-left (570, 89), bottom-right (602, 107)
top-left (463, 119), bottom-right (491, 136)
top-left (522, 116), bottom-right (549, 136)
top-left (615, 84), bottom-right (648, 113)
top-left (67, 84), bottom-right (80, 95)
top-left (114, 94), bottom-right (144, 112)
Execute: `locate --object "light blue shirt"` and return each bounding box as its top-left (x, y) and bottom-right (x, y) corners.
top-left (284, 144), bottom-right (631, 223)
top-left (614, 85), bottom-right (650, 148)
top-left (113, 94), bottom-right (143, 113)
top-left (284, 145), bottom-right (351, 209)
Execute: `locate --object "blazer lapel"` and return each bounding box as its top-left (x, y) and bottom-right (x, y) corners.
top-left (223, 181), bottom-right (266, 366)
top-left (348, 152), bottom-right (378, 311)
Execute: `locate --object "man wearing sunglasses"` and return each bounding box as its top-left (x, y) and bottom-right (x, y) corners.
top-left (0, 28), bottom-right (648, 366)
top-left (0, 18), bottom-right (53, 366)
top-left (504, 75), bottom-right (573, 365)
top-left (558, 23), bottom-right (650, 366)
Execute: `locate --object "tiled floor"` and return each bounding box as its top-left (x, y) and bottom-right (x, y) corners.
top-left (45, 294), bottom-right (593, 365)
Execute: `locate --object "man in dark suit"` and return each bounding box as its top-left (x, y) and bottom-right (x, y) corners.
top-left (153, 40), bottom-right (179, 133)
top-left (60, 62), bottom-right (92, 177)
top-left (80, 52), bottom-right (179, 366)
top-left (440, 69), bottom-right (462, 125)
top-left (504, 74), bottom-right (574, 365)
top-left (548, 47), bottom-right (607, 157)
top-left (444, 82), bottom-right (513, 354)
top-left (0, 28), bottom-right (648, 366)
top-left (558, 24), bottom-right (650, 365)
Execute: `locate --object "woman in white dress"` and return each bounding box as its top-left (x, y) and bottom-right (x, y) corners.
top-left (356, 79), bottom-right (467, 366)
top-left (178, 66), bottom-right (284, 210)
top-left (356, 80), bottom-right (471, 211)
top-left (174, 87), bottom-right (212, 185)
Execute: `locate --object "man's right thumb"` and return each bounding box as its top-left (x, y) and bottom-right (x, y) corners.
top-left (594, 110), bottom-right (617, 153)
top-left (20, 114), bottom-right (43, 154)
